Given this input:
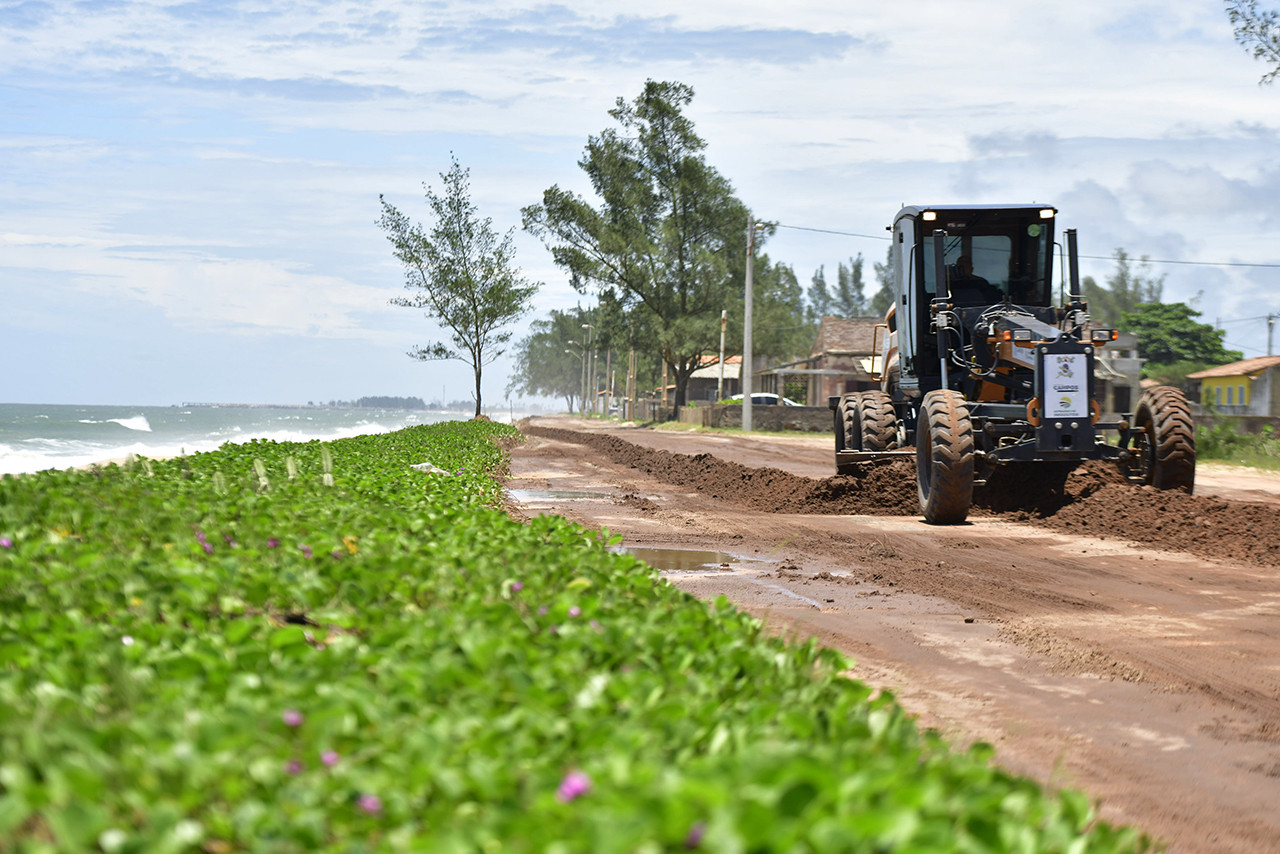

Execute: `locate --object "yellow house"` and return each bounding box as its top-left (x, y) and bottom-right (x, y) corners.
top-left (1187, 356), bottom-right (1280, 416)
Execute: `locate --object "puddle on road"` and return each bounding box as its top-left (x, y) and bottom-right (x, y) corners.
top-left (507, 488), bottom-right (604, 503)
top-left (614, 546), bottom-right (761, 572)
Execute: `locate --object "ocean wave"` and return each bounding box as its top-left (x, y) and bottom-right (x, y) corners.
top-left (77, 416), bottom-right (153, 432)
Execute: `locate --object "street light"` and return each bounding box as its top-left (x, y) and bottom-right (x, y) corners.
top-left (581, 323), bottom-right (596, 415)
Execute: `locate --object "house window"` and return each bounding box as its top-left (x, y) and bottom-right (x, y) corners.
top-left (1228, 386), bottom-right (1234, 405)
top-left (1240, 384), bottom-right (1247, 406)
top-left (1216, 386), bottom-right (1223, 406)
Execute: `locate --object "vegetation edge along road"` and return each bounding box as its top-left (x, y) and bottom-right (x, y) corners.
top-left (0, 421), bottom-right (1149, 852)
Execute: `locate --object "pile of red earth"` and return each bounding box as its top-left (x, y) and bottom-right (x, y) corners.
top-left (520, 426), bottom-right (1280, 568)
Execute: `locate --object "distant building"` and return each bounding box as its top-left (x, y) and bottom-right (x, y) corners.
top-left (752, 316), bottom-right (881, 405)
top-left (686, 355), bottom-right (741, 403)
top-left (1187, 356), bottom-right (1280, 417)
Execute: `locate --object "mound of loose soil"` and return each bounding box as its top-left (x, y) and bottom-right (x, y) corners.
top-left (523, 426), bottom-right (1280, 568)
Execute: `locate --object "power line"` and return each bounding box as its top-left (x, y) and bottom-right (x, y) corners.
top-left (1077, 254), bottom-right (1280, 270)
top-left (773, 223), bottom-right (890, 241)
top-left (774, 221), bottom-right (1280, 269)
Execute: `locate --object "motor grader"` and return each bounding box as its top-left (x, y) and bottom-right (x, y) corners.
top-left (830, 204), bottom-right (1195, 524)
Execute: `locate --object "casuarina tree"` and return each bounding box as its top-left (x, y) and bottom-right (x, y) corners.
top-left (522, 80), bottom-right (751, 407)
top-left (379, 157), bottom-right (539, 417)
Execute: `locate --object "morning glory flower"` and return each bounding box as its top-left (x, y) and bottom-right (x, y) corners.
top-left (321, 750), bottom-right (340, 767)
top-left (357, 793), bottom-right (383, 815)
top-left (556, 770), bottom-right (591, 803)
top-left (282, 709), bottom-right (304, 727)
top-left (685, 821), bottom-right (707, 848)
top-left (568, 606), bottom-right (582, 618)
top-left (0, 537), bottom-right (13, 548)
top-left (284, 759), bottom-right (304, 775)
top-left (511, 581), bottom-right (524, 593)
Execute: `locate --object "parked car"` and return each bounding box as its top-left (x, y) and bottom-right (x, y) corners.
top-left (722, 393), bottom-right (802, 406)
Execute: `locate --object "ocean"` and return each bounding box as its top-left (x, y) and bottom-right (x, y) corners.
top-left (0, 403), bottom-right (529, 475)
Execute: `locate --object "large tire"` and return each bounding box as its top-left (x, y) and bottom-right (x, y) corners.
top-left (858, 390), bottom-right (899, 452)
top-left (1133, 386), bottom-right (1196, 492)
top-left (916, 389), bottom-right (974, 524)
top-left (836, 393), bottom-right (862, 453)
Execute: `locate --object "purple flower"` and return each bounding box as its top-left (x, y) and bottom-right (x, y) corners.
top-left (298, 544), bottom-right (313, 558)
top-left (568, 606), bottom-right (582, 618)
top-left (590, 619), bottom-right (602, 632)
top-left (321, 750), bottom-right (340, 767)
top-left (195, 530), bottom-right (207, 543)
top-left (556, 770), bottom-right (591, 803)
top-left (357, 793), bottom-right (382, 815)
top-left (511, 581), bottom-right (524, 593)
top-left (284, 758), bottom-right (304, 775)
top-left (331, 550), bottom-right (343, 560)
top-left (202, 542), bottom-right (214, 554)
top-left (0, 537), bottom-right (11, 548)
top-left (267, 539), bottom-right (280, 549)
top-left (537, 606), bottom-right (548, 617)
top-left (685, 821), bottom-right (707, 849)
top-left (282, 709), bottom-right (304, 727)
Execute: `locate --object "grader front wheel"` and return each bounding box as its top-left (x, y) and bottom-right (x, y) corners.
top-left (916, 389), bottom-right (974, 524)
top-left (1132, 386), bottom-right (1196, 492)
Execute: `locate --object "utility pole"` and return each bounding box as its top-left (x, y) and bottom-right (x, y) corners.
top-left (1269, 313), bottom-right (1276, 356)
top-left (743, 213), bottom-right (757, 432)
top-left (717, 309), bottom-right (727, 401)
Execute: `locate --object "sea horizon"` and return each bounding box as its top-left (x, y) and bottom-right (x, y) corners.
top-left (0, 402), bottom-right (548, 475)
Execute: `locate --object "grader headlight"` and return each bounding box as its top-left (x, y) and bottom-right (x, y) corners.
top-left (1090, 329), bottom-right (1118, 346)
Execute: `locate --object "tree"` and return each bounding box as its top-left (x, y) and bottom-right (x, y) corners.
top-left (523, 80), bottom-right (750, 407)
top-left (870, 247), bottom-right (895, 317)
top-left (379, 157), bottom-right (540, 417)
top-left (1081, 248), bottom-right (1165, 326)
top-left (1227, 0), bottom-right (1280, 84)
top-left (745, 256), bottom-right (814, 362)
top-left (834, 254), bottom-right (868, 316)
top-left (507, 308), bottom-right (591, 412)
top-left (1120, 302), bottom-right (1243, 371)
top-left (807, 266), bottom-right (831, 322)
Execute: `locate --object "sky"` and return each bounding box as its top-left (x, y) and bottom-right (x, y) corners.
top-left (3, 1), bottom-right (1279, 408)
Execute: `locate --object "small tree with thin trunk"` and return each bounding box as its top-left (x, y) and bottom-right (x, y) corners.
top-left (379, 157), bottom-right (539, 417)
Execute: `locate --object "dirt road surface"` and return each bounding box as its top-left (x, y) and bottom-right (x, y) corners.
top-left (504, 416), bottom-right (1280, 854)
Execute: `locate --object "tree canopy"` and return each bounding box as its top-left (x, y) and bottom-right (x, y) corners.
top-left (1120, 302), bottom-right (1242, 370)
top-left (507, 308), bottom-right (593, 412)
top-left (1227, 0), bottom-right (1280, 84)
top-left (379, 157), bottom-right (539, 417)
top-left (1081, 248), bottom-right (1165, 326)
top-left (522, 80), bottom-right (750, 406)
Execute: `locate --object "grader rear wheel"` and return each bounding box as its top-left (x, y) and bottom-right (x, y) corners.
top-left (858, 390), bottom-right (898, 452)
top-left (916, 389), bottom-right (974, 525)
top-left (1133, 385), bottom-right (1196, 492)
top-left (836, 393), bottom-right (862, 453)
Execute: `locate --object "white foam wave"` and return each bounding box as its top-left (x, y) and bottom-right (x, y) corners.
top-left (108, 416), bottom-right (152, 432)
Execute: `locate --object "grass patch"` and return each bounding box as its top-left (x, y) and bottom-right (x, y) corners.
top-left (1197, 421), bottom-right (1280, 471)
top-left (0, 422), bottom-right (1149, 852)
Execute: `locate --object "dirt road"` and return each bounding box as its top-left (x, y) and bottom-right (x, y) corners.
top-left (505, 416), bottom-right (1280, 854)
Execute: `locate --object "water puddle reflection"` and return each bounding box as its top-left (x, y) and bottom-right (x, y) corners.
top-left (615, 546), bottom-right (760, 572)
top-left (507, 488), bottom-right (605, 503)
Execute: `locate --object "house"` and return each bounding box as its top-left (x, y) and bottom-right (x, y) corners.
top-left (1187, 356), bottom-right (1280, 417)
top-left (756, 316), bottom-right (882, 405)
top-left (685, 355), bottom-right (741, 403)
